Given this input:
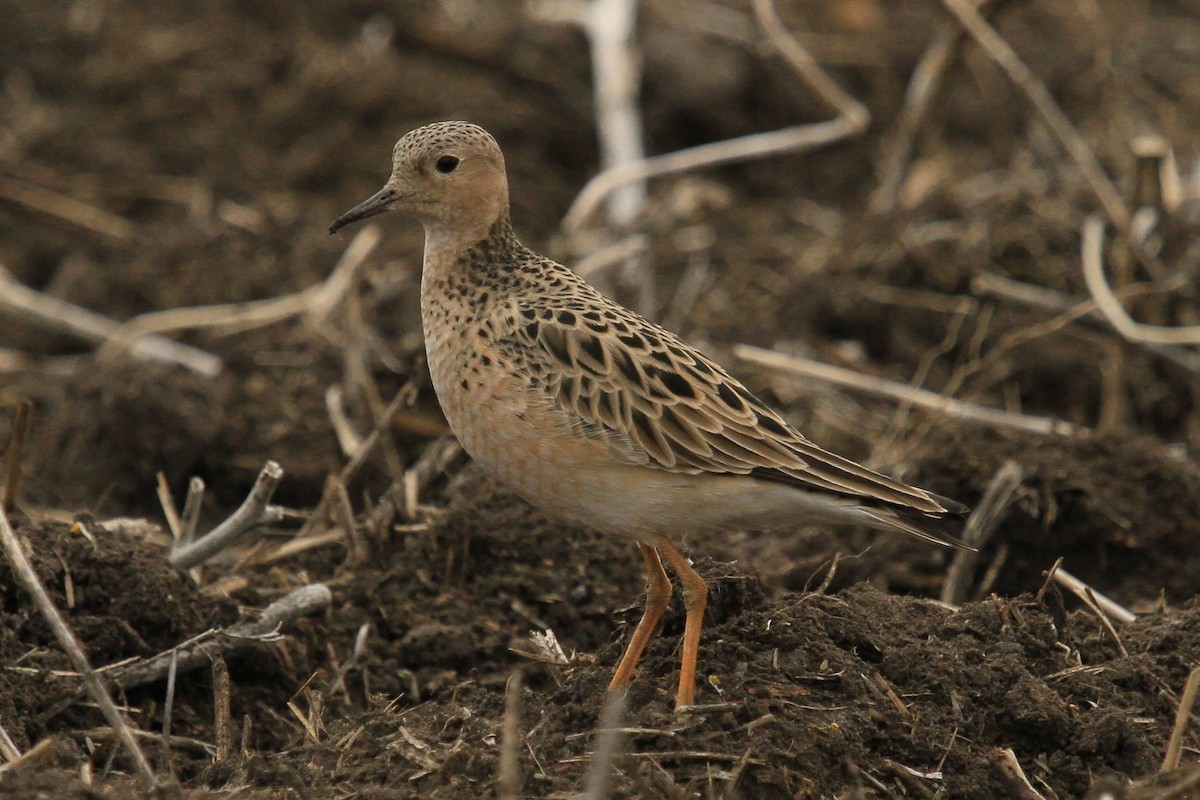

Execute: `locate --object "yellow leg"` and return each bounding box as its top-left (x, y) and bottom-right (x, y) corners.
top-left (608, 544), bottom-right (672, 691)
top-left (657, 542), bottom-right (708, 709)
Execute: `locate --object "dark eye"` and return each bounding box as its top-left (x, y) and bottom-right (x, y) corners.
top-left (435, 155), bottom-right (460, 174)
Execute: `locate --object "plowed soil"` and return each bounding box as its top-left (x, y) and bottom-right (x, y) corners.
top-left (3, 2), bottom-right (1200, 798)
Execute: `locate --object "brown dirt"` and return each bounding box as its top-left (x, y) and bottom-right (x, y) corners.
top-left (3, 1), bottom-right (1200, 798)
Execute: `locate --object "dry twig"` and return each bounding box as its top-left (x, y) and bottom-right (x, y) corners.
top-left (560, 0), bottom-right (870, 233)
top-left (734, 344), bottom-right (1078, 436)
top-left (337, 384), bottom-right (415, 487)
top-left (0, 503), bottom-right (156, 784)
top-left (0, 738), bottom-right (54, 779)
top-left (75, 728), bottom-right (214, 758)
top-left (872, 0), bottom-right (996, 211)
top-left (156, 472), bottom-right (183, 540)
top-left (973, 272), bottom-right (1200, 378)
top-left (0, 262), bottom-right (222, 376)
top-left (533, 0), bottom-right (645, 230)
top-left (0, 721), bottom-right (20, 763)
top-left (160, 651), bottom-right (179, 776)
top-left (497, 670), bottom-right (524, 800)
top-left (994, 747), bottom-right (1048, 800)
top-left (1050, 567), bottom-right (1136, 625)
top-left (371, 437), bottom-right (464, 530)
top-left (1081, 215), bottom-right (1200, 345)
top-left (581, 687), bottom-right (629, 800)
top-left (101, 584), bottom-right (332, 691)
top-left (574, 235), bottom-right (650, 279)
top-left (1162, 665), bottom-right (1200, 772)
top-left (95, 225), bottom-right (380, 362)
top-left (325, 623), bottom-right (370, 698)
top-left (2, 400), bottom-right (32, 513)
top-left (941, 0), bottom-right (1129, 229)
top-left (326, 384), bottom-right (364, 456)
top-left (1131, 134), bottom-right (1183, 214)
top-left (0, 174), bottom-right (135, 239)
top-left (531, 0), bottom-right (653, 309)
top-left (213, 657), bottom-right (233, 764)
top-left (941, 460), bottom-right (1024, 606)
top-left (179, 477), bottom-right (205, 547)
top-left (168, 461), bottom-right (285, 570)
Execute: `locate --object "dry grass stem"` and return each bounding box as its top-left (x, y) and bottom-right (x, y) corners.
top-left (734, 344), bottom-right (1078, 436)
top-left (2, 399), bottom-right (32, 513)
top-left (561, 0), bottom-right (869, 233)
top-left (531, 0), bottom-right (649, 312)
top-left (371, 437), bottom-right (463, 530)
top-left (497, 669), bottom-right (524, 800)
top-left (0, 347), bottom-right (43, 374)
top-left (240, 715), bottom-right (253, 761)
top-left (102, 583), bottom-right (332, 691)
top-left (872, 12), bottom-right (971, 210)
top-left (330, 475), bottom-right (366, 566)
top-left (324, 623), bottom-right (370, 698)
top-left (941, 0), bottom-right (1129, 229)
top-left (1131, 133), bottom-right (1183, 213)
top-left (941, 460), bottom-right (1024, 605)
top-left (168, 460), bottom-right (284, 569)
top-left (179, 477), bottom-right (205, 547)
top-left (338, 382), bottom-right (417, 487)
top-left (572, 234), bottom-right (648, 280)
top-left (871, 673), bottom-right (912, 719)
top-left (872, 0), bottom-right (1006, 211)
top-left (751, 0), bottom-right (869, 128)
top-left (973, 272), bottom-right (1200, 378)
top-left (660, 249), bottom-right (713, 333)
top-left (0, 738), bottom-right (55, 779)
top-left (96, 225), bottom-right (380, 362)
top-left (1051, 567), bottom-right (1136, 625)
top-left (242, 527), bottom-right (345, 568)
top-left (0, 174), bottom-right (135, 239)
top-left (77, 728), bottom-right (215, 758)
top-left (994, 747), bottom-right (1048, 800)
top-left (0, 503), bottom-right (156, 784)
top-left (306, 225), bottom-right (382, 326)
top-left (532, 0), bottom-right (645, 227)
top-left (0, 262), bottom-right (221, 376)
top-left (581, 686), bottom-right (629, 800)
top-left (156, 472), bottom-right (183, 540)
top-left (1060, 577), bottom-right (1131, 659)
top-left (564, 119), bottom-right (865, 234)
top-left (510, 629), bottom-right (571, 666)
top-left (1081, 215), bottom-right (1200, 345)
top-left (355, 367), bottom-right (408, 480)
top-left (213, 657), bottom-right (232, 763)
top-left (326, 384), bottom-right (364, 456)
top-left (160, 650), bottom-right (179, 775)
top-left (0, 721), bottom-right (21, 762)
top-left (1162, 666), bottom-right (1200, 772)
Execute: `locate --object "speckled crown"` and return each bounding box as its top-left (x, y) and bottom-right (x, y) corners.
top-left (392, 121), bottom-right (501, 163)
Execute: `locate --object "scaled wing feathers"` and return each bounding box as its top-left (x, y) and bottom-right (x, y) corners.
top-left (495, 285), bottom-right (961, 519)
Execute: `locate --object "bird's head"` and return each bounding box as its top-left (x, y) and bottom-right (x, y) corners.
top-left (329, 121), bottom-right (509, 239)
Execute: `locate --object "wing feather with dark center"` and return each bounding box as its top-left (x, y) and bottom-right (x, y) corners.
top-left (493, 283), bottom-right (966, 522)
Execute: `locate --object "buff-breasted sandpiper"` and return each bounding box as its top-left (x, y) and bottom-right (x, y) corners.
top-left (330, 121), bottom-right (968, 709)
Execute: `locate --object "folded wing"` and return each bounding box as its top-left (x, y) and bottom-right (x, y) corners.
top-left (493, 285), bottom-right (966, 535)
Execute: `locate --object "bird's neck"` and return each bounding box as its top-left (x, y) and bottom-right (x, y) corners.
top-left (422, 214), bottom-right (517, 277)
top-left (420, 212), bottom-right (532, 321)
